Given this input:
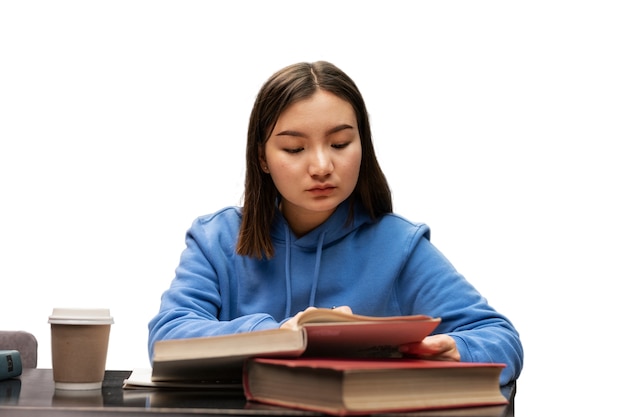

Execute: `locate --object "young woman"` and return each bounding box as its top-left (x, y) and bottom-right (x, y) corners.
top-left (148, 61), bottom-right (523, 384)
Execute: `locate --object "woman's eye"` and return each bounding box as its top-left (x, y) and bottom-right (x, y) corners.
top-left (284, 147), bottom-right (304, 154)
top-left (332, 142), bottom-right (350, 149)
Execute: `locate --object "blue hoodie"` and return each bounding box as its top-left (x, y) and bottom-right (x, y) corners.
top-left (148, 200), bottom-right (523, 384)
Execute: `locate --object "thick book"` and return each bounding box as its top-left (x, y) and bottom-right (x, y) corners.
top-left (243, 357), bottom-right (508, 416)
top-left (0, 350), bottom-right (23, 381)
top-left (151, 308), bottom-right (440, 383)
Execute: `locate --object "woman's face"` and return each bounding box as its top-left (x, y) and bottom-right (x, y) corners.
top-left (261, 90), bottom-right (362, 236)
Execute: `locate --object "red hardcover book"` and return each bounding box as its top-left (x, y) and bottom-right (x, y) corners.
top-left (243, 357), bottom-right (508, 416)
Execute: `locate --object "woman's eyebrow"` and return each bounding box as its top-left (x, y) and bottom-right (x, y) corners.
top-left (327, 124), bottom-right (354, 135)
top-left (275, 129), bottom-right (303, 137)
top-left (275, 124), bottom-right (354, 137)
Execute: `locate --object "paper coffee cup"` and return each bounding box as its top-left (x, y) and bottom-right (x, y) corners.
top-left (49, 308), bottom-right (114, 390)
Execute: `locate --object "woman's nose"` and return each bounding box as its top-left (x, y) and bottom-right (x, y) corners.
top-left (308, 148), bottom-right (333, 176)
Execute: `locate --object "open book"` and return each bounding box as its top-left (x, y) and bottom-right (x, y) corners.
top-left (150, 308), bottom-right (440, 384)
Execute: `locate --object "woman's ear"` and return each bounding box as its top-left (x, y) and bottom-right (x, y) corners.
top-left (258, 146), bottom-right (269, 173)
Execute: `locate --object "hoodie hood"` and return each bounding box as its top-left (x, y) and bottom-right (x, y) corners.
top-left (269, 199), bottom-right (375, 316)
top-left (270, 199), bottom-right (373, 248)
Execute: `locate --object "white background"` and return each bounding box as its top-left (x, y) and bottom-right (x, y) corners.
top-left (1, 1), bottom-right (624, 415)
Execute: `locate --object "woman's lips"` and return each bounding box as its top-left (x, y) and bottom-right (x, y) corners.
top-left (307, 185), bottom-right (336, 196)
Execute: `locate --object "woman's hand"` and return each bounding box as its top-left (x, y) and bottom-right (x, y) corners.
top-left (399, 334), bottom-right (461, 362)
top-left (280, 305), bottom-right (353, 330)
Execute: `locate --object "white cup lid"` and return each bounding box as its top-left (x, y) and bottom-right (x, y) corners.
top-left (48, 308), bottom-right (114, 325)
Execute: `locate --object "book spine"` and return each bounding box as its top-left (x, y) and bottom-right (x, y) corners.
top-left (0, 350), bottom-right (23, 381)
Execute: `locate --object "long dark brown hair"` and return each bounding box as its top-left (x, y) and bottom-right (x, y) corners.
top-left (237, 61), bottom-right (392, 259)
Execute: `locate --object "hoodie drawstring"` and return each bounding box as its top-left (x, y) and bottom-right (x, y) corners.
top-left (283, 224), bottom-right (292, 318)
top-left (308, 231), bottom-right (326, 306)
top-left (283, 227), bottom-right (326, 317)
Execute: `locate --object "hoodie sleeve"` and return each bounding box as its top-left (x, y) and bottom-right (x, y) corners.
top-left (147, 213), bottom-right (280, 363)
top-left (397, 233), bottom-right (524, 385)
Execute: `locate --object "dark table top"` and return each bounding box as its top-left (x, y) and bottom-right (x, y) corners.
top-left (0, 369), bottom-right (515, 417)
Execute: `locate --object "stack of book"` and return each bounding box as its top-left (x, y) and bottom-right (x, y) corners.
top-left (125, 309), bottom-right (508, 415)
